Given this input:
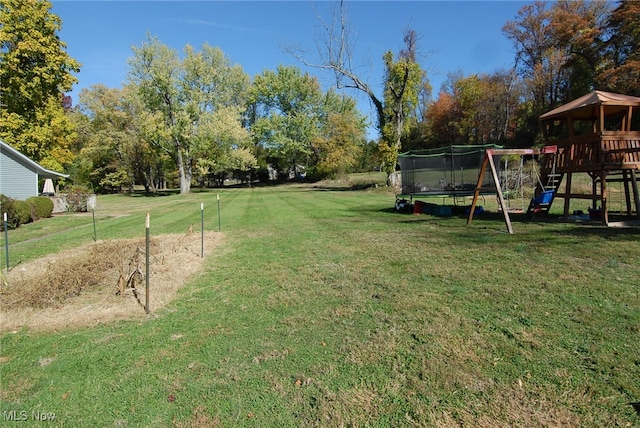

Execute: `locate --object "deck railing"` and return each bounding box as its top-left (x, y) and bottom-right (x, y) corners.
top-left (542, 131), bottom-right (640, 173)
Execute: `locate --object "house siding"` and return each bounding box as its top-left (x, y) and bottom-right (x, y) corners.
top-left (0, 139), bottom-right (67, 202)
top-left (0, 149), bottom-right (38, 200)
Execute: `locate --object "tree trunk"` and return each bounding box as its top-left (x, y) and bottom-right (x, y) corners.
top-left (175, 148), bottom-right (192, 194)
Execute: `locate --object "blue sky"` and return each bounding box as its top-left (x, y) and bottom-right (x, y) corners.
top-left (52, 0), bottom-right (528, 134)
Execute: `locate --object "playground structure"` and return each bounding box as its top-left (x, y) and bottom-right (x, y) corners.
top-left (534, 91), bottom-right (640, 224)
top-left (466, 91), bottom-right (640, 233)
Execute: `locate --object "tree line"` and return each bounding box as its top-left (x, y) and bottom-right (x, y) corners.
top-left (1, 0), bottom-right (638, 194)
top-left (417, 0), bottom-right (639, 150)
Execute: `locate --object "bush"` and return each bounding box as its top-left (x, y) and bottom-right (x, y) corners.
top-left (14, 200), bottom-right (32, 225)
top-left (0, 194), bottom-right (19, 230)
top-left (65, 185), bottom-right (93, 213)
top-left (26, 196), bottom-right (54, 221)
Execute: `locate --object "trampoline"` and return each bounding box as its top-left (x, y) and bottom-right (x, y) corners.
top-left (397, 144), bottom-right (503, 198)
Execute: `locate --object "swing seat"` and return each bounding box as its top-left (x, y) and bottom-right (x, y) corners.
top-left (532, 190), bottom-right (555, 205)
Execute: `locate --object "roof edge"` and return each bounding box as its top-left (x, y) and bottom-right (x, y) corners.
top-left (0, 139), bottom-right (69, 179)
top-left (540, 90), bottom-right (640, 121)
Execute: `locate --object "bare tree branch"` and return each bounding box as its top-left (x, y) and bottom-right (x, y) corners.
top-left (285, 0), bottom-right (384, 132)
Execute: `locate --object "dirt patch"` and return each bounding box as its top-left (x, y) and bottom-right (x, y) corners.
top-left (0, 231), bottom-right (222, 333)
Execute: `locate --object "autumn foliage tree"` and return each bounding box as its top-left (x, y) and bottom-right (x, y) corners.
top-left (502, 0), bottom-right (612, 139)
top-left (379, 30), bottom-right (426, 175)
top-left (309, 91), bottom-right (366, 179)
top-left (0, 0), bottom-right (80, 172)
top-left (597, 0), bottom-right (640, 96)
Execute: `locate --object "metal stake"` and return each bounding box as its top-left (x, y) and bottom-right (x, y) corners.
top-left (92, 207), bottom-right (97, 241)
top-left (217, 194), bottom-right (221, 232)
top-left (3, 213), bottom-right (8, 271)
top-left (145, 212), bottom-right (150, 314)
top-left (200, 202), bottom-right (204, 258)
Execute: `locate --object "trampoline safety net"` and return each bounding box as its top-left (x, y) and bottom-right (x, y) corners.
top-left (397, 144), bottom-right (502, 197)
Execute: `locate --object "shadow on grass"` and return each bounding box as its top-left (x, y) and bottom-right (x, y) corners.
top-left (556, 223), bottom-right (640, 239)
top-left (374, 204), bottom-right (640, 242)
top-left (126, 189), bottom-right (180, 198)
top-left (311, 183), bottom-right (382, 192)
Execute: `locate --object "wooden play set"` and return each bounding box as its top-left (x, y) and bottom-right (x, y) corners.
top-left (466, 91), bottom-right (640, 233)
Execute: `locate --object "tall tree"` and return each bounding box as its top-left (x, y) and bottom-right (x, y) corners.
top-left (503, 1), bottom-right (559, 120)
top-left (193, 105), bottom-right (255, 187)
top-left (549, 0), bottom-right (610, 100)
top-left (503, 0), bottom-right (611, 131)
top-left (289, 0), bottom-right (428, 178)
top-left (424, 90), bottom-right (460, 146)
top-left (379, 29), bottom-right (427, 175)
top-left (598, 0), bottom-right (640, 96)
top-left (128, 36), bottom-right (249, 193)
top-left (74, 84), bottom-right (166, 193)
top-left (248, 65), bottom-right (365, 180)
top-left (0, 0), bottom-right (81, 171)
top-left (454, 71), bottom-right (521, 145)
top-left (310, 90), bottom-right (366, 179)
top-left (249, 65), bottom-right (324, 178)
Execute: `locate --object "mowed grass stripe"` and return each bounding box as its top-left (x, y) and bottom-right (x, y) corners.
top-left (0, 184), bottom-right (638, 426)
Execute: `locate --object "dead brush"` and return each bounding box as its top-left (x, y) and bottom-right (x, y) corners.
top-left (0, 238), bottom-right (160, 309)
top-left (116, 245), bottom-right (144, 299)
top-left (0, 231), bottom-right (220, 333)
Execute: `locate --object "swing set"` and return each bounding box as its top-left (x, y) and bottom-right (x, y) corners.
top-left (466, 147), bottom-right (556, 234)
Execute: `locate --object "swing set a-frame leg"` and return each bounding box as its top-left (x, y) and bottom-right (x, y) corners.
top-left (467, 150), bottom-right (514, 234)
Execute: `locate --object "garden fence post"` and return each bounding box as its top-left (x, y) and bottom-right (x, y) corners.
top-left (3, 212), bottom-right (8, 271)
top-left (88, 195), bottom-right (97, 242)
top-left (145, 212), bottom-right (150, 314)
top-left (201, 202), bottom-right (204, 258)
top-left (217, 194), bottom-right (221, 232)
top-left (92, 207), bottom-right (96, 242)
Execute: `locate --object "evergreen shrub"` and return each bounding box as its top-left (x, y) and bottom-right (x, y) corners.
top-left (14, 200), bottom-right (32, 225)
top-left (0, 194), bottom-right (19, 230)
top-left (26, 196), bottom-right (54, 220)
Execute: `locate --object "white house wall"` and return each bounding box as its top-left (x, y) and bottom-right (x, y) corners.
top-left (0, 149), bottom-right (38, 200)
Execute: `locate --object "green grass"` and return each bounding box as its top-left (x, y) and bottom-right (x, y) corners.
top-left (1, 182), bottom-right (639, 427)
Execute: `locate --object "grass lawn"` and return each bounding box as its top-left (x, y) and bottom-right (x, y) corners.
top-left (1, 178), bottom-right (639, 427)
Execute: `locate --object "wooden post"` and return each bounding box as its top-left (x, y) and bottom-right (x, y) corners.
top-left (466, 155), bottom-right (489, 227)
top-left (487, 152), bottom-right (513, 234)
top-left (631, 169), bottom-right (640, 219)
top-left (590, 173), bottom-right (598, 211)
top-left (602, 172), bottom-right (609, 224)
top-left (563, 172), bottom-right (573, 218)
top-left (88, 196), bottom-right (97, 242)
top-left (623, 170), bottom-right (632, 215)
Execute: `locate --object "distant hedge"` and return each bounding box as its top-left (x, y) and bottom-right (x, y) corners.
top-left (0, 194), bottom-right (18, 230)
top-left (1, 194), bottom-right (54, 230)
top-left (14, 200), bottom-right (32, 225)
top-left (26, 196), bottom-right (54, 220)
